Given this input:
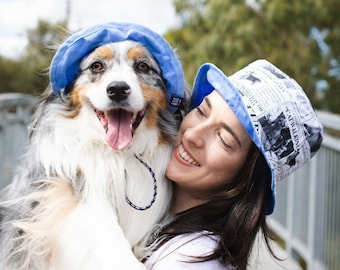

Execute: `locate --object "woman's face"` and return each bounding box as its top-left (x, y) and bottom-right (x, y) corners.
top-left (166, 90), bottom-right (252, 208)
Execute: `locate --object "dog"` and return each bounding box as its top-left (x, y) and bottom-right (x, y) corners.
top-left (0, 23), bottom-right (186, 270)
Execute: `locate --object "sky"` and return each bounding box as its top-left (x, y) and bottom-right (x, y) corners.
top-left (0, 0), bottom-right (179, 59)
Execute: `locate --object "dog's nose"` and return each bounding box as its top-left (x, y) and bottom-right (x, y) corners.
top-left (106, 81), bottom-right (131, 102)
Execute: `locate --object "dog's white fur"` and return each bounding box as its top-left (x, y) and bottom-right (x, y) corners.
top-left (0, 40), bottom-right (183, 269)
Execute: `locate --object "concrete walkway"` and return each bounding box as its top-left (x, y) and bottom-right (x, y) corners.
top-left (248, 236), bottom-right (302, 270)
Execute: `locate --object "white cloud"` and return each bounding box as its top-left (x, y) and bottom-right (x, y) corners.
top-left (0, 0), bottom-right (179, 59)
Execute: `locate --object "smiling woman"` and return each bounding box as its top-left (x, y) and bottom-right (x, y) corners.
top-left (143, 60), bottom-right (323, 270)
top-left (167, 91), bottom-right (253, 212)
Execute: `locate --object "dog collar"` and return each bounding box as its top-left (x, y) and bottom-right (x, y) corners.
top-left (126, 154), bottom-right (158, 211)
top-left (49, 22), bottom-right (185, 113)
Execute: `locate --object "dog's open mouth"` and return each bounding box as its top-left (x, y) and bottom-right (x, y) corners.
top-left (94, 108), bottom-right (146, 150)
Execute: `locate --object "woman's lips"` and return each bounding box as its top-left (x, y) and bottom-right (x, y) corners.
top-left (177, 144), bottom-right (200, 166)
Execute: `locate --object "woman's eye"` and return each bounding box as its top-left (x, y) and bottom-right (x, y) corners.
top-left (195, 106), bottom-right (205, 116)
top-left (90, 61), bottom-right (105, 72)
top-left (136, 62), bottom-right (151, 72)
top-left (218, 132), bottom-right (232, 150)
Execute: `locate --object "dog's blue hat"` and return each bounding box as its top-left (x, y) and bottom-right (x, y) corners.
top-left (191, 60), bottom-right (323, 214)
top-left (50, 22), bottom-right (184, 113)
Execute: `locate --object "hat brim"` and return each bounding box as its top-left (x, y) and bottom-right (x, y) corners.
top-left (190, 63), bottom-right (275, 214)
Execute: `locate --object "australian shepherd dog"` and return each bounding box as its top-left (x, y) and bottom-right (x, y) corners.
top-left (0, 23), bottom-right (186, 270)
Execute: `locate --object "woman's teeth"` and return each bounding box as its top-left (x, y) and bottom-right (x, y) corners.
top-left (178, 144), bottom-right (200, 166)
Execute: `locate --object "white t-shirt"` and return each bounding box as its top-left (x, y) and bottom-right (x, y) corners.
top-left (144, 232), bottom-right (234, 270)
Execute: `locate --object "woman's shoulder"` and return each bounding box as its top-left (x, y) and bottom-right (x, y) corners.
top-left (173, 231), bottom-right (219, 254)
top-left (144, 232), bottom-right (233, 270)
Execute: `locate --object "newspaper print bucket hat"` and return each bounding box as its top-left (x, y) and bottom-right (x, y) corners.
top-left (49, 22), bottom-right (185, 113)
top-left (190, 60), bottom-right (323, 214)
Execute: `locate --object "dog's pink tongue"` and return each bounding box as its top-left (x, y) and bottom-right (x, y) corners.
top-left (106, 109), bottom-right (132, 150)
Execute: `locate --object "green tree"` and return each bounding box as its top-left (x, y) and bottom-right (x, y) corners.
top-left (23, 19), bottom-right (69, 95)
top-left (0, 20), bottom-right (69, 95)
top-left (166, 0), bottom-right (340, 113)
top-left (0, 56), bottom-right (33, 94)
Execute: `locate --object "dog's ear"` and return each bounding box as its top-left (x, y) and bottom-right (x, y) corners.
top-left (176, 82), bottom-right (191, 122)
top-left (64, 82), bottom-right (75, 96)
top-left (41, 85), bottom-right (59, 103)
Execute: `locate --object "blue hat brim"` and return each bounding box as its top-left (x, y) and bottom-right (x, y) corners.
top-left (190, 63), bottom-right (275, 214)
top-left (49, 22), bottom-right (184, 113)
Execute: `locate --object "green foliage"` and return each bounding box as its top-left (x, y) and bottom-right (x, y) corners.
top-left (0, 56), bottom-right (33, 94)
top-left (168, 0), bottom-right (340, 114)
top-left (0, 20), bottom-right (69, 96)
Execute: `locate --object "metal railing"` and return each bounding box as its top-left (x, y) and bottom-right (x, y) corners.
top-left (1, 93), bottom-right (340, 269)
top-left (0, 93), bottom-right (38, 188)
top-left (270, 110), bottom-right (340, 270)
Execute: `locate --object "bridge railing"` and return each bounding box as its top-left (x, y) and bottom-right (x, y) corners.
top-left (0, 93), bottom-right (38, 188)
top-left (270, 110), bottom-right (340, 270)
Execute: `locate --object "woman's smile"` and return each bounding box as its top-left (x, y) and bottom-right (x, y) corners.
top-left (177, 144), bottom-right (200, 166)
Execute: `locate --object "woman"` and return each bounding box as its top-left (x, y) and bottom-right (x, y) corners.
top-left (144, 60), bottom-right (323, 269)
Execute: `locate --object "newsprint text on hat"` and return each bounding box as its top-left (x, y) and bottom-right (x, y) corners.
top-left (191, 60), bottom-right (323, 214)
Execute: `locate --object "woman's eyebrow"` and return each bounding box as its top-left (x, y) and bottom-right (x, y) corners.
top-left (205, 96), bottom-right (242, 148)
top-left (221, 123), bottom-right (242, 148)
top-left (204, 96), bottom-right (212, 108)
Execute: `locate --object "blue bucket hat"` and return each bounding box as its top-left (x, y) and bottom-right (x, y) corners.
top-left (49, 22), bottom-right (184, 113)
top-left (191, 60), bottom-right (323, 214)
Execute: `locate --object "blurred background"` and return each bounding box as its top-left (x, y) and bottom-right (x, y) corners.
top-left (0, 0), bottom-right (339, 269)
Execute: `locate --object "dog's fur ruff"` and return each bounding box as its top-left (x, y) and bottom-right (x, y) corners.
top-left (0, 40), bottom-right (185, 269)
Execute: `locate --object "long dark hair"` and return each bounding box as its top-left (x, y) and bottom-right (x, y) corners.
top-left (155, 143), bottom-right (273, 269)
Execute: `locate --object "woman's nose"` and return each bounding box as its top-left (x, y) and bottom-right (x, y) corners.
top-left (183, 124), bottom-right (207, 148)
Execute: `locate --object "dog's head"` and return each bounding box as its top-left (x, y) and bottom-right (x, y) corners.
top-left (48, 22), bottom-right (187, 150)
top-left (70, 40), bottom-right (169, 150)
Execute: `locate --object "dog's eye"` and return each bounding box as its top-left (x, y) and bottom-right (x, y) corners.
top-left (136, 62), bottom-right (151, 72)
top-left (90, 61), bottom-right (105, 73)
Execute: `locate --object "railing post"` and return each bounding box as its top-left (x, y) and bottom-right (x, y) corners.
top-left (0, 93), bottom-right (37, 188)
top-left (307, 156), bottom-right (317, 270)
top-left (286, 172), bottom-right (295, 256)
